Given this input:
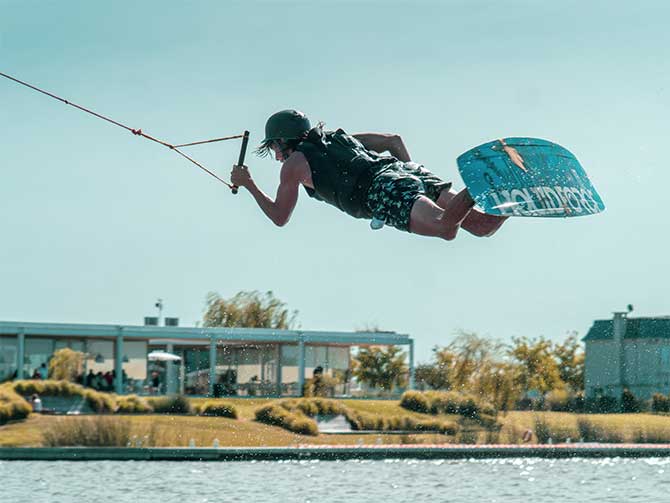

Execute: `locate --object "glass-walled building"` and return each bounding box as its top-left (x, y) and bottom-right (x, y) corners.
top-left (0, 321), bottom-right (415, 397)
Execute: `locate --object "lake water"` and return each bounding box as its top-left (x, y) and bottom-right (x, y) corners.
top-left (2, 457), bottom-right (670, 502)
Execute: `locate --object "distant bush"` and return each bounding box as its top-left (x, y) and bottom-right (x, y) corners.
top-left (115, 395), bottom-right (153, 414)
top-left (651, 393), bottom-right (670, 413)
top-left (199, 401), bottom-right (238, 419)
top-left (576, 416), bottom-right (624, 443)
top-left (533, 414), bottom-right (578, 444)
top-left (42, 416), bottom-right (132, 447)
top-left (0, 384), bottom-right (32, 425)
top-left (621, 389), bottom-right (640, 413)
top-left (289, 416), bottom-right (320, 436)
top-left (48, 348), bottom-right (84, 382)
top-left (586, 395), bottom-right (619, 414)
top-left (312, 398), bottom-right (456, 434)
top-left (255, 398), bottom-right (458, 436)
top-left (400, 390), bottom-right (430, 414)
top-left (568, 392), bottom-right (585, 413)
top-left (254, 403), bottom-right (319, 436)
top-left (401, 390), bottom-right (496, 421)
top-left (11, 380), bottom-right (115, 413)
top-left (347, 408), bottom-right (459, 434)
top-left (545, 389), bottom-right (570, 412)
top-left (148, 395), bottom-right (193, 415)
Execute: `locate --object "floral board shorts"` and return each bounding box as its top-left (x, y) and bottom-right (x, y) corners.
top-left (364, 162), bottom-right (452, 232)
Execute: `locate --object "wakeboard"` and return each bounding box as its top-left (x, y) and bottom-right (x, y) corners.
top-left (457, 138), bottom-right (605, 217)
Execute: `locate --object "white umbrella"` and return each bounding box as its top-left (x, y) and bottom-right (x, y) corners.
top-left (147, 350), bottom-right (182, 362)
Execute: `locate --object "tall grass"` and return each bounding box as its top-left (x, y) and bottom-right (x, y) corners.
top-left (576, 416), bottom-right (624, 443)
top-left (199, 400), bottom-right (238, 419)
top-left (401, 390), bottom-right (496, 420)
top-left (147, 395), bottom-right (193, 414)
top-left (253, 398), bottom-right (459, 436)
top-left (11, 380), bottom-right (115, 412)
top-left (533, 414), bottom-right (578, 443)
top-left (0, 384), bottom-right (32, 424)
top-left (116, 394), bottom-right (153, 414)
top-left (255, 403), bottom-right (319, 436)
top-left (42, 416), bottom-right (132, 447)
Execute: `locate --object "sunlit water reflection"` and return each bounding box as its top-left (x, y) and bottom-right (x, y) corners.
top-left (2, 457), bottom-right (670, 502)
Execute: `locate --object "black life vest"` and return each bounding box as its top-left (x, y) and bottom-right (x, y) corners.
top-left (295, 127), bottom-right (400, 219)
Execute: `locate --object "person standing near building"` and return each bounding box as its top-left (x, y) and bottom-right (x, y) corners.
top-left (30, 394), bottom-right (43, 413)
top-left (37, 363), bottom-right (48, 380)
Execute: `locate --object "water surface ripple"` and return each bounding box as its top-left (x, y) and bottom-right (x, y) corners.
top-left (2, 457), bottom-right (670, 502)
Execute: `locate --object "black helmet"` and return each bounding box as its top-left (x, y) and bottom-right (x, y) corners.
top-left (262, 109), bottom-right (311, 143)
top-left (256, 109), bottom-right (311, 157)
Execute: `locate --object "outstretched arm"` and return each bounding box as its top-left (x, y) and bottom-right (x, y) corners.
top-left (353, 133), bottom-right (411, 162)
top-left (230, 158), bottom-right (302, 227)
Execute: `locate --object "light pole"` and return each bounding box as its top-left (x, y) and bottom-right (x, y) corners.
top-left (155, 298), bottom-right (164, 326)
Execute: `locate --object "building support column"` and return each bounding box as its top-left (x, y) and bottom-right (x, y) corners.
top-left (298, 337), bottom-right (306, 397)
top-left (408, 339), bottom-right (415, 391)
top-left (17, 330), bottom-right (25, 380)
top-left (275, 344), bottom-right (282, 397)
top-left (115, 330), bottom-right (124, 395)
top-left (209, 336), bottom-right (217, 397)
top-left (613, 312), bottom-right (628, 397)
top-left (166, 342), bottom-right (176, 394)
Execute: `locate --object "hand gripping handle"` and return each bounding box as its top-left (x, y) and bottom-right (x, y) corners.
top-left (231, 130), bottom-right (250, 194)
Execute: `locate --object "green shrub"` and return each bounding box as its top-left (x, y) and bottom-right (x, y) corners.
top-left (255, 404), bottom-right (292, 427)
top-left (277, 398), bottom-right (344, 418)
top-left (621, 389), bottom-right (640, 413)
top-left (199, 401), bottom-right (238, 419)
top-left (288, 416), bottom-right (319, 435)
top-left (255, 403), bottom-right (318, 436)
top-left (456, 429), bottom-right (480, 444)
top-left (116, 395), bottom-right (153, 414)
top-left (400, 390), bottom-right (431, 414)
top-left (651, 393), bottom-right (670, 413)
top-left (401, 390), bottom-right (496, 420)
top-left (258, 397), bottom-right (458, 436)
top-left (545, 389), bottom-right (571, 412)
top-left (343, 408), bottom-right (457, 434)
top-left (587, 395), bottom-right (619, 413)
top-left (532, 414), bottom-right (577, 444)
top-left (83, 389), bottom-right (116, 413)
top-left (11, 380), bottom-right (114, 413)
top-left (48, 348), bottom-right (84, 382)
top-left (148, 395), bottom-right (193, 414)
top-left (42, 416), bottom-right (132, 447)
top-left (576, 416), bottom-right (624, 443)
top-left (0, 385), bottom-right (32, 425)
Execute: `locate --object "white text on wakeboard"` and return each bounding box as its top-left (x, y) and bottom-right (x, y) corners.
top-left (489, 186), bottom-right (599, 216)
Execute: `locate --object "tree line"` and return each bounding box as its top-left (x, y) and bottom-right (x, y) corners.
top-left (203, 291), bottom-right (585, 409)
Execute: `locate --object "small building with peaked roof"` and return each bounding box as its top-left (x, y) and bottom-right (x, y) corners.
top-left (583, 313), bottom-right (670, 400)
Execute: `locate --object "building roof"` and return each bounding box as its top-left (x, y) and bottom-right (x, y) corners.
top-left (0, 320), bottom-right (411, 346)
top-left (583, 317), bottom-right (670, 341)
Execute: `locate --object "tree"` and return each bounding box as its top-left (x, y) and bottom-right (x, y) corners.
top-left (353, 346), bottom-right (407, 391)
top-left (508, 336), bottom-right (564, 394)
top-left (203, 290), bottom-right (298, 329)
top-left (446, 331), bottom-right (503, 392)
top-left (474, 360), bottom-right (522, 412)
top-left (48, 348), bottom-right (84, 382)
top-left (553, 333), bottom-right (585, 391)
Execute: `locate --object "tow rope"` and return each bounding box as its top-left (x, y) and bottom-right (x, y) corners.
top-left (0, 71), bottom-right (248, 194)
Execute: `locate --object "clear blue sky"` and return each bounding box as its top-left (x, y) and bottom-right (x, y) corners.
top-left (2, 1), bottom-right (668, 361)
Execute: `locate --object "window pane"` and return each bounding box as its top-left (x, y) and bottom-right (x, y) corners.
top-left (0, 336), bottom-right (17, 381)
top-left (25, 338), bottom-right (54, 377)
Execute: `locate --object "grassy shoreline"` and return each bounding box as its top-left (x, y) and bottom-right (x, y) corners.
top-left (2, 397), bottom-right (670, 448)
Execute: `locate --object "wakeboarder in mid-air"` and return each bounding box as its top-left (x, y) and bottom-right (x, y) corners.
top-left (0, 73), bottom-right (605, 224)
top-left (230, 110), bottom-right (508, 240)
